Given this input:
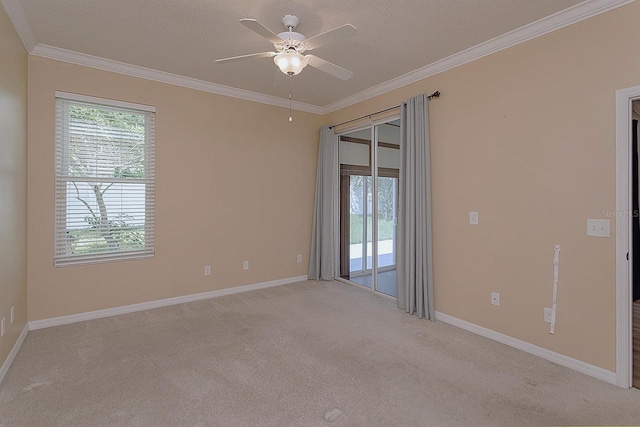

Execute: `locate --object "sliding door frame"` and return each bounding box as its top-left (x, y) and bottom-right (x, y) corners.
top-left (335, 115), bottom-right (400, 297)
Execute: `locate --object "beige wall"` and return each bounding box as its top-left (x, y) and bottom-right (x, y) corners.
top-left (0, 6), bottom-right (28, 369)
top-left (325, 1), bottom-right (640, 372)
top-left (27, 57), bottom-right (322, 321)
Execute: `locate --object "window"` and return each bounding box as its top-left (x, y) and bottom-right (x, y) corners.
top-left (54, 92), bottom-right (155, 266)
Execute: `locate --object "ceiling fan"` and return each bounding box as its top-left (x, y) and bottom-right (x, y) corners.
top-left (216, 15), bottom-right (357, 80)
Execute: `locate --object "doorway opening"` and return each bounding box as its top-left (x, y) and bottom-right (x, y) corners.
top-left (632, 100), bottom-right (640, 388)
top-left (338, 118), bottom-right (400, 298)
top-left (615, 84), bottom-right (640, 389)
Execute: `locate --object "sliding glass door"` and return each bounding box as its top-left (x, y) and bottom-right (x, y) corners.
top-left (338, 118), bottom-right (400, 297)
top-left (347, 175), bottom-right (371, 274)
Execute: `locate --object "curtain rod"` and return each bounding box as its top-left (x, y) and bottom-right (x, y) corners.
top-left (329, 91), bottom-right (440, 129)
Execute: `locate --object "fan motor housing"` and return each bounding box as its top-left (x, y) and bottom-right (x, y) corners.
top-left (281, 14), bottom-right (300, 30)
top-left (276, 31), bottom-right (307, 52)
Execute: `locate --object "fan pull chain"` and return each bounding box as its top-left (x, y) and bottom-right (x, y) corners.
top-left (288, 75), bottom-right (293, 122)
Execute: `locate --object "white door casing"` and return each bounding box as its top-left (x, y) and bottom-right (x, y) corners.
top-left (615, 85), bottom-right (640, 388)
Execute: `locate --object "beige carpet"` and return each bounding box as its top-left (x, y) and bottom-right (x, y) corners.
top-left (1, 280), bottom-right (640, 426)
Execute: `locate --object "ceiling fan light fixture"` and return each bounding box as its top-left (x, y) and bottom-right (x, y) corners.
top-left (274, 50), bottom-right (308, 76)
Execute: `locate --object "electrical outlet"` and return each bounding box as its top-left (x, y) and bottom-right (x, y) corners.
top-left (11, 306), bottom-right (15, 324)
top-left (544, 307), bottom-right (552, 323)
top-left (490, 292), bottom-right (500, 306)
top-left (1, 317), bottom-right (4, 337)
top-left (204, 266), bottom-right (211, 276)
top-left (243, 260), bottom-right (249, 270)
top-left (297, 254), bottom-right (302, 263)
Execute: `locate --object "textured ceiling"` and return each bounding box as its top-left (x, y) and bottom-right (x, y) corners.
top-left (14, 0), bottom-right (586, 107)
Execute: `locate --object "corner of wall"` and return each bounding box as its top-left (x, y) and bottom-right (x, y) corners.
top-left (0, 1), bottom-right (29, 380)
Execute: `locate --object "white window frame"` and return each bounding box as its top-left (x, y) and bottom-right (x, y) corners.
top-left (54, 91), bottom-right (156, 266)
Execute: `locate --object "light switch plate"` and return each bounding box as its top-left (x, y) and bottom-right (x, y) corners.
top-left (469, 211), bottom-right (479, 225)
top-left (587, 219), bottom-right (610, 237)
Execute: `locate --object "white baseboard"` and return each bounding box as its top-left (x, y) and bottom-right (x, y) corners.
top-left (435, 311), bottom-right (617, 386)
top-left (0, 324), bottom-right (29, 386)
top-left (29, 275), bottom-right (308, 330)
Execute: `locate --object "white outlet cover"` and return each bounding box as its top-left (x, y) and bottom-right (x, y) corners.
top-left (544, 307), bottom-right (552, 323)
top-left (243, 261), bottom-right (249, 270)
top-left (297, 254), bottom-right (302, 263)
top-left (490, 292), bottom-right (500, 306)
top-left (204, 266), bottom-right (211, 276)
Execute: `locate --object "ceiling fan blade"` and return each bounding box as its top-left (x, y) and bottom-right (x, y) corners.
top-left (239, 19), bottom-right (283, 45)
top-left (305, 24), bottom-right (357, 50)
top-left (215, 52), bottom-right (277, 63)
top-left (306, 55), bottom-right (353, 80)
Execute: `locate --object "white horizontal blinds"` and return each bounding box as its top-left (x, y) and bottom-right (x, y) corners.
top-left (54, 96), bottom-right (155, 266)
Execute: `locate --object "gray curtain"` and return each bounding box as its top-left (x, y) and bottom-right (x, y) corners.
top-left (397, 94), bottom-right (435, 320)
top-left (308, 126), bottom-right (338, 281)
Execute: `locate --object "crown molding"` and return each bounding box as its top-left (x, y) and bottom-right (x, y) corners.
top-left (30, 44), bottom-right (323, 114)
top-left (4, 0), bottom-right (635, 114)
top-left (320, 0), bottom-right (637, 114)
top-left (0, 0), bottom-right (36, 51)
